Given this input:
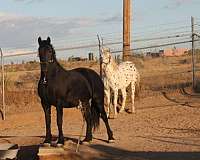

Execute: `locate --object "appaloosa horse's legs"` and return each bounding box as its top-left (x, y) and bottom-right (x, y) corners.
top-left (42, 102), bottom-right (52, 145)
top-left (119, 88), bottom-right (127, 113)
top-left (104, 88), bottom-right (111, 118)
top-left (99, 106), bottom-right (115, 143)
top-left (56, 105), bottom-right (64, 145)
top-left (113, 89), bottom-right (118, 118)
top-left (131, 82), bottom-right (136, 113)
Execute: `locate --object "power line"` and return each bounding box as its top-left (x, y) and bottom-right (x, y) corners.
top-left (131, 19), bottom-right (190, 30)
top-left (112, 40), bottom-right (193, 53)
top-left (2, 21), bottom-right (193, 49)
top-left (133, 25), bottom-right (191, 35)
top-left (2, 20), bottom-right (193, 50)
top-left (132, 33), bottom-right (190, 43)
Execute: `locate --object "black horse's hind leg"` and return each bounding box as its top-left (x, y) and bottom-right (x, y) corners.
top-left (97, 103), bottom-right (115, 143)
top-left (83, 117), bottom-right (92, 143)
top-left (56, 105), bottom-right (64, 145)
top-left (42, 102), bottom-right (52, 145)
top-left (101, 111), bottom-right (115, 143)
top-left (82, 102), bottom-right (93, 143)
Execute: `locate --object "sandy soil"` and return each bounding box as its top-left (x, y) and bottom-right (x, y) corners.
top-left (0, 88), bottom-right (200, 160)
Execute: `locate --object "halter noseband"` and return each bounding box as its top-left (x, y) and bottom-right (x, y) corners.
top-left (39, 59), bottom-right (54, 65)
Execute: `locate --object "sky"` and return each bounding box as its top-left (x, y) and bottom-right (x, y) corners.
top-left (0, 0), bottom-right (200, 60)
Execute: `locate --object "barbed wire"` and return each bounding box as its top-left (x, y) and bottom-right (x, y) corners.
top-left (3, 37), bottom-right (195, 58)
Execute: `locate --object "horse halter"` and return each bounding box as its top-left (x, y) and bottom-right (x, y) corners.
top-left (101, 54), bottom-right (111, 65)
top-left (100, 47), bottom-right (112, 66)
top-left (39, 45), bottom-right (54, 63)
top-left (38, 46), bottom-right (54, 85)
top-left (39, 59), bottom-right (54, 65)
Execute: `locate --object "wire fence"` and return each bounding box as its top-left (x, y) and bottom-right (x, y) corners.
top-left (0, 17), bottom-right (200, 119)
top-left (193, 31), bottom-right (200, 91)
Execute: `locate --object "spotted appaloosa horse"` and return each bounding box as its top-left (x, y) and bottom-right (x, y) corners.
top-left (101, 47), bottom-right (140, 118)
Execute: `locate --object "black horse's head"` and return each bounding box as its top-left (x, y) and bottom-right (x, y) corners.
top-left (38, 37), bottom-right (55, 72)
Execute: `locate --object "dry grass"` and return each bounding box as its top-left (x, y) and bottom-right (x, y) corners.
top-left (0, 55), bottom-right (196, 114)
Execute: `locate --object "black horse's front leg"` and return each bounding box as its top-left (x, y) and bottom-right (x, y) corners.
top-left (56, 106), bottom-right (64, 146)
top-left (42, 102), bottom-right (52, 145)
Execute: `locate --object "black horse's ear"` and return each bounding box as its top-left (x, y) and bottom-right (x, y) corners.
top-left (38, 37), bottom-right (42, 45)
top-left (47, 37), bottom-right (51, 44)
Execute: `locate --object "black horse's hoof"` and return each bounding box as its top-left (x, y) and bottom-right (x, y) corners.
top-left (81, 138), bottom-right (92, 145)
top-left (81, 140), bottom-right (92, 145)
top-left (56, 143), bottom-right (64, 147)
top-left (42, 143), bottom-right (51, 147)
top-left (108, 139), bottom-right (115, 143)
top-left (108, 137), bottom-right (115, 143)
top-left (56, 139), bottom-right (64, 147)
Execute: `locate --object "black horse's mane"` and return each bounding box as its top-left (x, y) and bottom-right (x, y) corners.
top-left (48, 43), bottom-right (67, 72)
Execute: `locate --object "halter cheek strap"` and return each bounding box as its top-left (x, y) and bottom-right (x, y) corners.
top-left (40, 58), bottom-right (54, 85)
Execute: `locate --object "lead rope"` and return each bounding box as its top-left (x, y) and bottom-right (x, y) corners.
top-left (76, 100), bottom-right (86, 153)
top-left (76, 118), bottom-right (85, 153)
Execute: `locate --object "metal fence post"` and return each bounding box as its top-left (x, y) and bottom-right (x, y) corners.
top-left (97, 35), bottom-right (102, 79)
top-left (191, 16), bottom-right (196, 90)
top-left (0, 48), bottom-right (5, 120)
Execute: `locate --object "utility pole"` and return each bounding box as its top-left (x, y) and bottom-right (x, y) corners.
top-left (191, 16), bottom-right (196, 90)
top-left (0, 48), bottom-right (5, 120)
top-left (123, 0), bottom-right (131, 61)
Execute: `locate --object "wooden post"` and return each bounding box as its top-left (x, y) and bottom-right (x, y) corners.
top-left (0, 48), bottom-right (5, 120)
top-left (191, 16), bottom-right (196, 90)
top-left (123, 0), bottom-right (131, 61)
top-left (97, 35), bottom-right (103, 78)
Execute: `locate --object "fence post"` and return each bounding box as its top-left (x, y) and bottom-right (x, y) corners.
top-left (0, 48), bottom-right (5, 120)
top-left (191, 16), bottom-right (196, 90)
top-left (97, 35), bottom-right (102, 79)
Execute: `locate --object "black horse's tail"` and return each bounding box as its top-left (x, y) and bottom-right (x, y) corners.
top-left (90, 99), bottom-right (101, 131)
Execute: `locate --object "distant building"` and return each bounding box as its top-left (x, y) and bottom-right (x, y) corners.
top-left (160, 47), bottom-right (188, 57)
top-left (146, 52), bottom-right (160, 57)
top-left (68, 56), bottom-right (87, 62)
top-left (88, 52), bottom-right (94, 61)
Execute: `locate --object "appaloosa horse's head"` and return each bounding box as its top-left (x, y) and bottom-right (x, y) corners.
top-left (101, 47), bottom-right (111, 65)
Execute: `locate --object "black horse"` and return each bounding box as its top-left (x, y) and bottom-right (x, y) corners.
top-left (37, 37), bottom-right (114, 146)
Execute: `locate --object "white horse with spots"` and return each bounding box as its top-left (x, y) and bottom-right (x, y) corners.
top-left (101, 47), bottom-right (140, 118)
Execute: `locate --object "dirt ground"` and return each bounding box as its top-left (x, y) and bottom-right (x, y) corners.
top-left (1, 57), bottom-right (200, 159)
top-left (0, 88), bottom-right (200, 160)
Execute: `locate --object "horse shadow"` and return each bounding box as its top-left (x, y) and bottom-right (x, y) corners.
top-left (161, 88), bottom-right (200, 108)
top-left (0, 135), bottom-right (109, 160)
top-left (89, 144), bottom-right (200, 160)
top-left (159, 126), bottom-right (200, 136)
top-left (1, 134), bottom-right (200, 160)
top-left (17, 143), bottom-right (200, 160)
top-left (17, 145), bottom-right (39, 160)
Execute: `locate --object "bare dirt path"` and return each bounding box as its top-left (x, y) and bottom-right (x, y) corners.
top-left (0, 89), bottom-right (200, 160)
